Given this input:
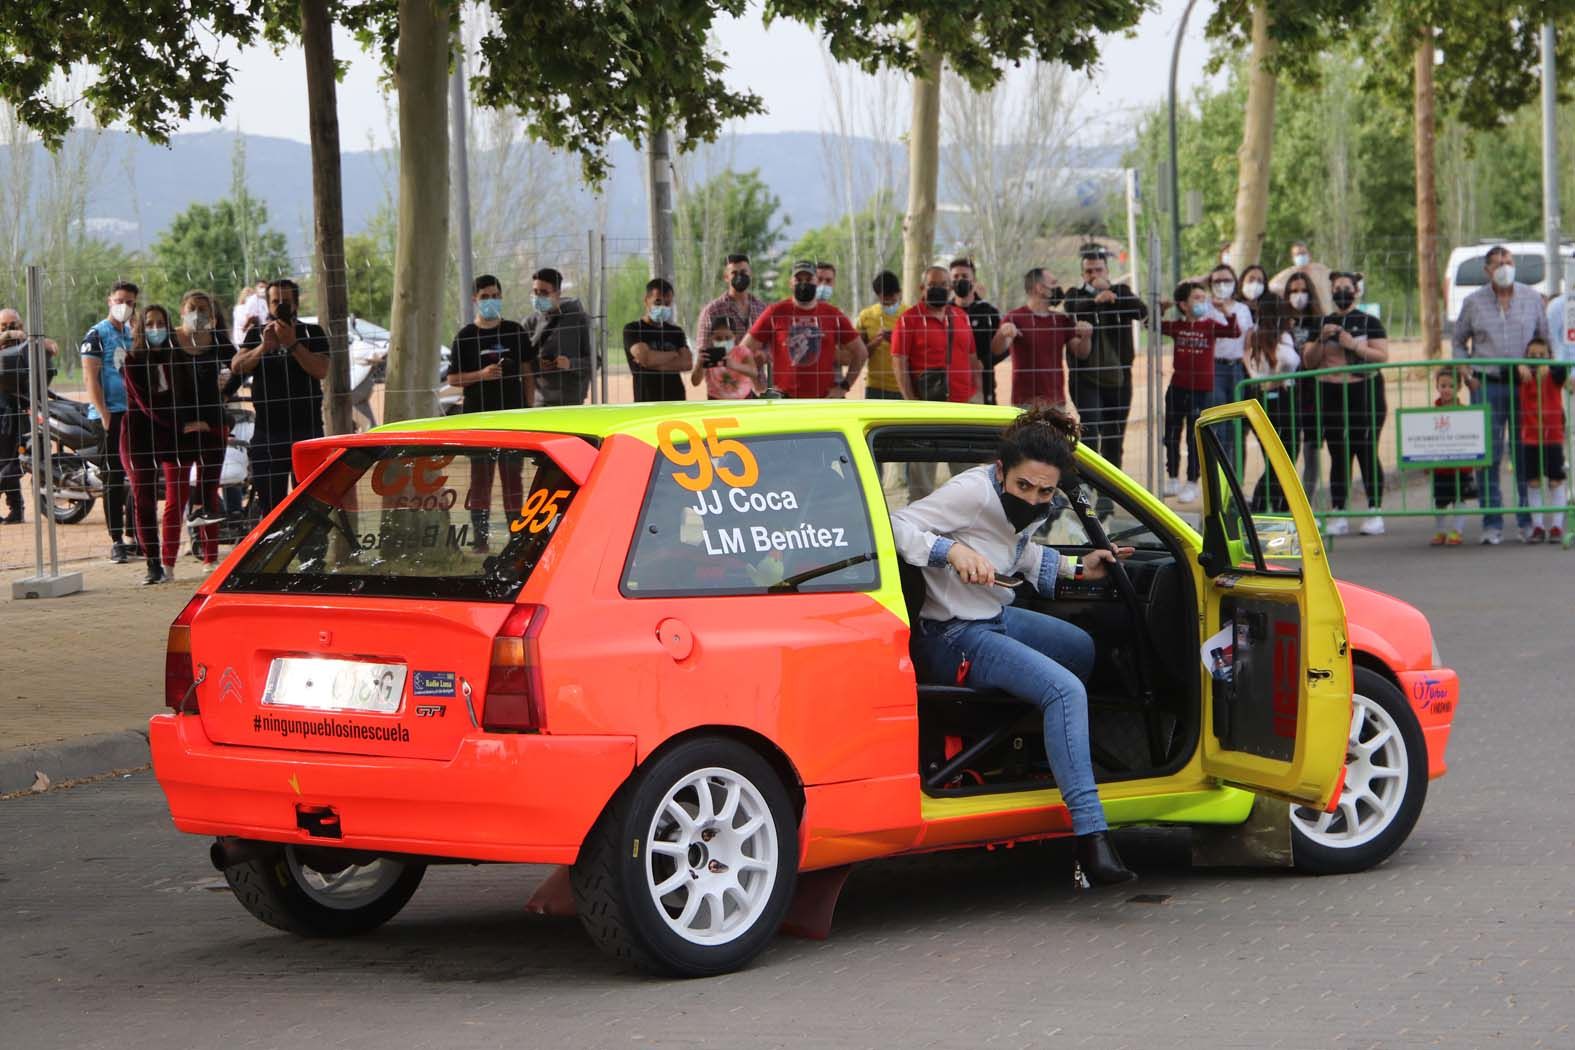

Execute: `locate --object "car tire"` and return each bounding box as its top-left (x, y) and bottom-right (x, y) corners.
top-left (1288, 667), bottom-right (1427, 875)
top-left (221, 844), bottom-right (425, 937)
top-left (571, 737), bottom-right (798, 978)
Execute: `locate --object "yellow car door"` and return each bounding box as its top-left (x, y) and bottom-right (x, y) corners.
top-left (1193, 400), bottom-right (1352, 809)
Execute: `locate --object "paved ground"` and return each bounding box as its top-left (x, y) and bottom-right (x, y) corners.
top-left (2, 512), bottom-right (1571, 1047)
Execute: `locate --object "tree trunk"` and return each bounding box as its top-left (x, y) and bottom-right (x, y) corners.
top-left (646, 122), bottom-right (675, 281)
top-left (385, 0), bottom-right (450, 423)
top-left (301, 0), bottom-right (353, 436)
top-left (901, 33), bottom-right (942, 298)
top-left (1228, 0), bottom-right (1276, 272)
top-left (1414, 28), bottom-right (1442, 358)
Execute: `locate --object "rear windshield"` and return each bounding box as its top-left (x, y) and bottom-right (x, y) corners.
top-left (1454, 252), bottom-right (1544, 287)
top-left (222, 445), bottom-right (577, 600)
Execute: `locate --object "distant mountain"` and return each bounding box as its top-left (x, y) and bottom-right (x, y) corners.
top-left (3, 128), bottom-right (1129, 258)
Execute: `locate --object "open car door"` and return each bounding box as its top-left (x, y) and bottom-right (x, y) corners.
top-left (1193, 400), bottom-right (1351, 809)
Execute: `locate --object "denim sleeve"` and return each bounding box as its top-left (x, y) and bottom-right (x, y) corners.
top-left (928, 537), bottom-right (954, 567)
top-left (1033, 546), bottom-right (1062, 596)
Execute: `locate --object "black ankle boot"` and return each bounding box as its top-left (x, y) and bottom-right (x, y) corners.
top-left (1074, 832), bottom-right (1136, 889)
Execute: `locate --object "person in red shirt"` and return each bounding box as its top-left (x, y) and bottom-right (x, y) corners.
top-left (1159, 281), bottom-right (1239, 501)
top-left (1515, 337), bottom-right (1568, 543)
top-left (741, 259), bottom-right (867, 398)
top-left (990, 267), bottom-right (1091, 410)
top-left (892, 266), bottom-right (979, 404)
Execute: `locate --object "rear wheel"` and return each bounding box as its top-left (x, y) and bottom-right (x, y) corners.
top-left (572, 737), bottom-right (797, 977)
top-left (51, 493), bottom-right (92, 525)
top-left (221, 843), bottom-right (426, 936)
top-left (1288, 667), bottom-right (1427, 875)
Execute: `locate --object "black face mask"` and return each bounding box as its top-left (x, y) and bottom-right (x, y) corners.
top-left (792, 281), bottom-right (817, 305)
top-left (998, 489), bottom-right (1049, 532)
top-left (1331, 288), bottom-right (1356, 310)
top-left (271, 302), bottom-right (295, 323)
top-left (730, 271), bottom-right (751, 293)
top-left (923, 285), bottom-right (950, 308)
top-left (1046, 286), bottom-right (1064, 307)
top-left (953, 278), bottom-right (973, 299)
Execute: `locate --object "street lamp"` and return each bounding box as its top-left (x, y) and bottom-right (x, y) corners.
top-left (1168, 0), bottom-right (1201, 288)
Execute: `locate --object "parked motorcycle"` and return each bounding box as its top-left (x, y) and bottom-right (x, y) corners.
top-left (17, 392), bottom-right (102, 525)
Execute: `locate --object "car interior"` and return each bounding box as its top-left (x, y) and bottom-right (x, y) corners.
top-left (869, 426), bottom-right (1202, 799)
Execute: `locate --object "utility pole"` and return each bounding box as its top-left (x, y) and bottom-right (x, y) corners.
top-left (1168, 0), bottom-right (1201, 287)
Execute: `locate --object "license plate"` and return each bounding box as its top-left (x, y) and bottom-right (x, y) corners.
top-left (261, 658), bottom-right (407, 714)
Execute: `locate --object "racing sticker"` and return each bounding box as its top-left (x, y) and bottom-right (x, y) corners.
top-left (412, 670), bottom-right (457, 697)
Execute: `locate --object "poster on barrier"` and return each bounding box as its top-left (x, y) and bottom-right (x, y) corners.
top-left (1396, 404), bottom-right (1491, 469)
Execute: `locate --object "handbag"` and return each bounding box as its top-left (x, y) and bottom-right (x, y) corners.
top-left (914, 311), bottom-right (955, 403)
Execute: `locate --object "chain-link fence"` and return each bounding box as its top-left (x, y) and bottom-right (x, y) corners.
top-left (6, 236), bottom-right (1569, 578)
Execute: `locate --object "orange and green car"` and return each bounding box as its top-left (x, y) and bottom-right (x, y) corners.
top-left (150, 399), bottom-right (1458, 977)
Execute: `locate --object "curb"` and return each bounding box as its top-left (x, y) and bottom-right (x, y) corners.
top-left (0, 729), bottom-right (151, 796)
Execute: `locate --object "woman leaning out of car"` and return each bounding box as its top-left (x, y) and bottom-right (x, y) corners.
top-left (889, 407), bottom-right (1138, 887)
top-left (171, 289), bottom-right (234, 566)
top-left (120, 304), bottom-right (179, 585)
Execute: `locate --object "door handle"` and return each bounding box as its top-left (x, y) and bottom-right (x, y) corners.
top-left (1306, 667), bottom-right (1333, 683)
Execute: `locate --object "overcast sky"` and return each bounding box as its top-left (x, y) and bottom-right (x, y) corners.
top-left (180, 0), bottom-right (1219, 150)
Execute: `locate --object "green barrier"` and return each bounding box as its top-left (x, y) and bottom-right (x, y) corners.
top-left (1231, 357), bottom-right (1574, 549)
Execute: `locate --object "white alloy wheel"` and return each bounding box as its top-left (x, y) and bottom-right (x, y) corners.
top-left (1290, 692), bottom-right (1409, 850)
top-left (285, 848), bottom-right (407, 911)
top-left (644, 767), bottom-right (779, 947)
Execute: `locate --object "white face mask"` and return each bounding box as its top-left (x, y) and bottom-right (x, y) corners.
top-left (1289, 291), bottom-right (1309, 310)
top-left (183, 310), bottom-right (209, 331)
top-left (1293, 252), bottom-right (1309, 267)
top-left (1242, 280), bottom-right (1264, 301)
top-left (1213, 281), bottom-right (1235, 300)
top-left (109, 302), bottom-right (133, 324)
top-left (1493, 264), bottom-right (1516, 289)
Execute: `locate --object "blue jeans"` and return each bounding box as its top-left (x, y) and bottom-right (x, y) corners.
top-left (1475, 378), bottom-right (1531, 530)
top-left (1213, 359), bottom-right (1246, 466)
top-left (915, 607), bottom-right (1106, 835)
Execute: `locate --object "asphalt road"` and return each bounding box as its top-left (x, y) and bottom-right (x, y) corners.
top-left (3, 515), bottom-right (1570, 1049)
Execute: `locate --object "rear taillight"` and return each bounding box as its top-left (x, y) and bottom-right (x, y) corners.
top-left (165, 594), bottom-right (209, 712)
top-left (483, 605), bottom-right (547, 732)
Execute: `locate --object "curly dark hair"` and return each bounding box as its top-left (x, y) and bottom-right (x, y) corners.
top-left (999, 405), bottom-right (1081, 472)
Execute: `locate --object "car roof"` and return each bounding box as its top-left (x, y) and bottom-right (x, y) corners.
top-left (376, 399), bottom-right (1024, 441)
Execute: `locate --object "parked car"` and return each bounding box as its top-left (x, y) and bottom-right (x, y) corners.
top-left (299, 315), bottom-right (459, 420)
top-left (149, 399), bottom-right (1458, 977)
top-left (1445, 240), bottom-right (1575, 332)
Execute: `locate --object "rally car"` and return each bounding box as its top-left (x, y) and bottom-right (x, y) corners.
top-left (150, 399), bottom-right (1457, 977)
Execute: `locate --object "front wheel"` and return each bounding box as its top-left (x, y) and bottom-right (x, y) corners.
top-left (221, 843), bottom-right (426, 937)
top-left (50, 494), bottom-right (93, 525)
top-left (572, 737), bottom-right (798, 977)
top-left (1289, 667), bottom-right (1428, 875)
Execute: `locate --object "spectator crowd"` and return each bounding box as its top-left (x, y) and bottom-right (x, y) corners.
top-left (3, 239), bottom-right (1575, 578)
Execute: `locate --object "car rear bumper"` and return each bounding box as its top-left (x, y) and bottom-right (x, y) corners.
top-left (150, 713), bottom-right (635, 864)
top-left (1395, 668), bottom-right (1458, 779)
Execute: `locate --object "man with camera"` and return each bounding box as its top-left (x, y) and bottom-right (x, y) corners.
top-left (230, 279), bottom-right (328, 516)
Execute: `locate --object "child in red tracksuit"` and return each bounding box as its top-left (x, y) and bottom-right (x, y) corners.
top-left (1516, 337), bottom-right (1568, 544)
top-left (1161, 280), bottom-right (1239, 502)
top-left (1429, 367), bottom-right (1475, 546)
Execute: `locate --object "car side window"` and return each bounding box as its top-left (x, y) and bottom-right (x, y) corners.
top-left (622, 428), bottom-right (879, 597)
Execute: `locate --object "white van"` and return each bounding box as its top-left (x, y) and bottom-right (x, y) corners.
top-left (1445, 241), bottom-right (1575, 332)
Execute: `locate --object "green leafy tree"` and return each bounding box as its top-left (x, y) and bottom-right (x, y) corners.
top-left (343, 205), bottom-right (397, 326)
top-left (673, 169), bottom-right (786, 317)
top-left (765, 0), bottom-right (1149, 296)
top-left (144, 197), bottom-right (291, 312)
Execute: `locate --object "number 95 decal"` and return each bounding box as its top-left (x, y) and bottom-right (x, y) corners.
top-left (656, 417), bottom-right (760, 492)
top-left (511, 488), bottom-right (571, 534)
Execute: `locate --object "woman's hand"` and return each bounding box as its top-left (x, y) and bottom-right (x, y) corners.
top-left (1080, 546), bottom-right (1135, 581)
top-left (946, 542), bottom-right (996, 586)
